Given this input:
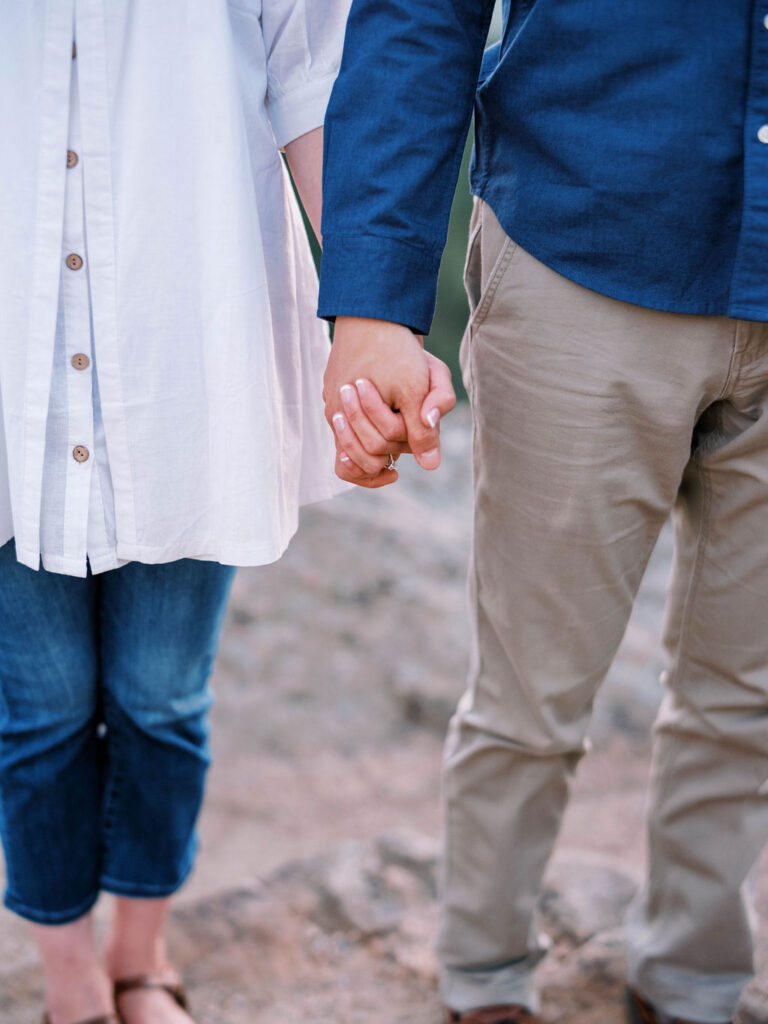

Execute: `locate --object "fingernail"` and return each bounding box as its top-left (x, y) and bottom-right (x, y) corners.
top-left (332, 413), bottom-right (347, 433)
top-left (339, 451), bottom-right (351, 464)
top-left (422, 447), bottom-right (439, 459)
top-left (427, 408), bottom-right (440, 428)
top-left (340, 384), bottom-right (355, 405)
top-left (354, 378), bottom-right (367, 391)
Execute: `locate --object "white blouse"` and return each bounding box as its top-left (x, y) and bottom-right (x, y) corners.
top-left (0, 0), bottom-right (350, 577)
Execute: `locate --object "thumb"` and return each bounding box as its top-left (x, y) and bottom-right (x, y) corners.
top-left (401, 393), bottom-right (441, 470)
top-left (420, 353), bottom-right (457, 431)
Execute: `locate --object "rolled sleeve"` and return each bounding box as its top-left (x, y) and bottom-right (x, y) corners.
top-left (267, 69), bottom-right (339, 150)
top-left (262, 0), bottom-right (352, 149)
top-left (318, 234), bottom-right (442, 335)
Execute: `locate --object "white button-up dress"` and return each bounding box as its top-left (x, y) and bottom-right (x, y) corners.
top-left (0, 0), bottom-right (349, 577)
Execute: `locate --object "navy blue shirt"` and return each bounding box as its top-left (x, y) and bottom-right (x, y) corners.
top-left (318, 1), bottom-right (768, 335)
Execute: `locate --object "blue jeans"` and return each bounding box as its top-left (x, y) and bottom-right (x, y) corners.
top-left (0, 541), bottom-right (235, 924)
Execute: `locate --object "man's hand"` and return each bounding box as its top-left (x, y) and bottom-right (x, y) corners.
top-left (324, 317), bottom-right (456, 487)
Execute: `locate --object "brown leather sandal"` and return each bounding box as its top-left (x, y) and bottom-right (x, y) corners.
top-left (42, 1016), bottom-right (120, 1024)
top-left (113, 972), bottom-right (189, 1019)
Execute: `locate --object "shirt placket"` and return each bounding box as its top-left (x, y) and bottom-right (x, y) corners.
top-left (74, 0), bottom-right (137, 556)
top-left (59, 41), bottom-right (95, 569)
top-left (729, 3), bottom-right (768, 314)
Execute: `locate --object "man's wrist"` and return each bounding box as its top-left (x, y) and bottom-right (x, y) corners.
top-left (333, 316), bottom-right (423, 351)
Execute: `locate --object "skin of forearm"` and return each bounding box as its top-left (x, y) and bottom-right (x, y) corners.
top-left (283, 125), bottom-right (324, 244)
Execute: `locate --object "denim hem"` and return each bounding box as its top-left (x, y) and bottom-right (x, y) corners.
top-left (100, 863), bottom-right (194, 900)
top-left (4, 888), bottom-right (99, 925)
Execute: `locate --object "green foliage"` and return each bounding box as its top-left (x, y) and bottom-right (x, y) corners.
top-left (427, 135), bottom-right (474, 400)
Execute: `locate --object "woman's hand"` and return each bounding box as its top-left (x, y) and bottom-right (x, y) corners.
top-left (326, 320), bottom-right (456, 488)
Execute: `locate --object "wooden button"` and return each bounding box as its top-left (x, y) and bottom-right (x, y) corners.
top-left (71, 353), bottom-right (90, 371)
top-left (66, 253), bottom-right (83, 271)
top-left (73, 445), bottom-right (90, 463)
top-left (67, 150), bottom-right (79, 169)
top-left (72, 41), bottom-right (76, 59)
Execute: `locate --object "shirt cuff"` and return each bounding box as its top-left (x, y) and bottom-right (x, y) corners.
top-left (318, 234), bottom-right (442, 335)
top-left (268, 69), bottom-right (339, 150)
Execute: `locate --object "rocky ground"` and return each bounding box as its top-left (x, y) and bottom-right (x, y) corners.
top-left (1, 406), bottom-right (767, 1023)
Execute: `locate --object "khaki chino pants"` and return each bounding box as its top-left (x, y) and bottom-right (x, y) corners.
top-left (439, 199), bottom-right (768, 1023)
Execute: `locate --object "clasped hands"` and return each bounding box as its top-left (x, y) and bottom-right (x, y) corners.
top-left (323, 317), bottom-right (457, 488)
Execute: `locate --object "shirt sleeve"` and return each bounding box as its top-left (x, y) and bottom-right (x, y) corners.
top-left (318, 0), bottom-right (497, 335)
top-left (262, 0), bottom-right (353, 150)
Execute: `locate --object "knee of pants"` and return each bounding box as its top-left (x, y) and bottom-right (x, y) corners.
top-left (656, 686), bottom-right (768, 761)
top-left (102, 673), bottom-right (213, 761)
top-left (0, 670), bottom-right (99, 771)
top-left (450, 670), bottom-right (594, 762)
top-left (445, 698), bottom-right (590, 776)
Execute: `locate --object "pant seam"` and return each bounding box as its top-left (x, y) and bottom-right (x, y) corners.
top-left (439, 319), bottom-right (483, 980)
top-left (714, 319), bottom-right (742, 401)
top-left (100, 699), bottom-right (125, 869)
top-left (666, 456), bottom-right (712, 694)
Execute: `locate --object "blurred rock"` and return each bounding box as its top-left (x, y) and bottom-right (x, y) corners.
top-left (377, 830), bottom-right (440, 888)
top-left (541, 852), bottom-right (638, 945)
top-left (539, 927), bottom-right (627, 1023)
top-left (294, 841), bottom-right (403, 938)
top-left (391, 663), bottom-right (459, 733)
top-left (738, 984), bottom-right (768, 1024)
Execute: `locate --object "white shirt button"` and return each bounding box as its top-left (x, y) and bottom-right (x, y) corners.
top-left (763, 13), bottom-right (768, 29)
top-left (758, 124), bottom-right (768, 144)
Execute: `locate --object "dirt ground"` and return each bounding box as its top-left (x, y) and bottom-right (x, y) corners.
top-left (1, 406), bottom-right (766, 1023)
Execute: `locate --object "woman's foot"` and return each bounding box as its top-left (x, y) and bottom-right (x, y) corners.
top-left (30, 914), bottom-right (115, 1024)
top-left (106, 896), bottom-right (194, 1024)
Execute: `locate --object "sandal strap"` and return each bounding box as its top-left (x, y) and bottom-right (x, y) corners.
top-left (43, 1016), bottom-right (120, 1024)
top-left (113, 973), bottom-right (188, 1010)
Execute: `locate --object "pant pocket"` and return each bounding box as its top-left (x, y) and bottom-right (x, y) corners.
top-left (463, 199), bottom-right (484, 319)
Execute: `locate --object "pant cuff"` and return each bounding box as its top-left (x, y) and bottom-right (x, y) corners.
top-left (3, 888), bottom-right (99, 926)
top-left (626, 970), bottom-right (748, 1023)
top-left (440, 956), bottom-right (540, 1014)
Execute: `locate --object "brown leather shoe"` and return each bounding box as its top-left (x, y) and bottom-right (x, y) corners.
top-left (443, 1005), bottom-right (539, 1024)
top-left (625, 987), bottom-right (732, 1024)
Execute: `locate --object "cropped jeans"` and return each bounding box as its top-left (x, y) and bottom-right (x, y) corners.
top-left (0, 540), bottom-right (235, 924)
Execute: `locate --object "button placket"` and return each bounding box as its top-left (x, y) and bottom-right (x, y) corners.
top-left (729, 7), bottom-right (768, 313)
top-left (60, 47), bottom-right (95, 567)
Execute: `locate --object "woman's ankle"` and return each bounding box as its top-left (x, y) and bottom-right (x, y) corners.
top-left (30, 915), bottom-right (114, 1024)
top-left (105, 896), bottom-right (174, 979)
